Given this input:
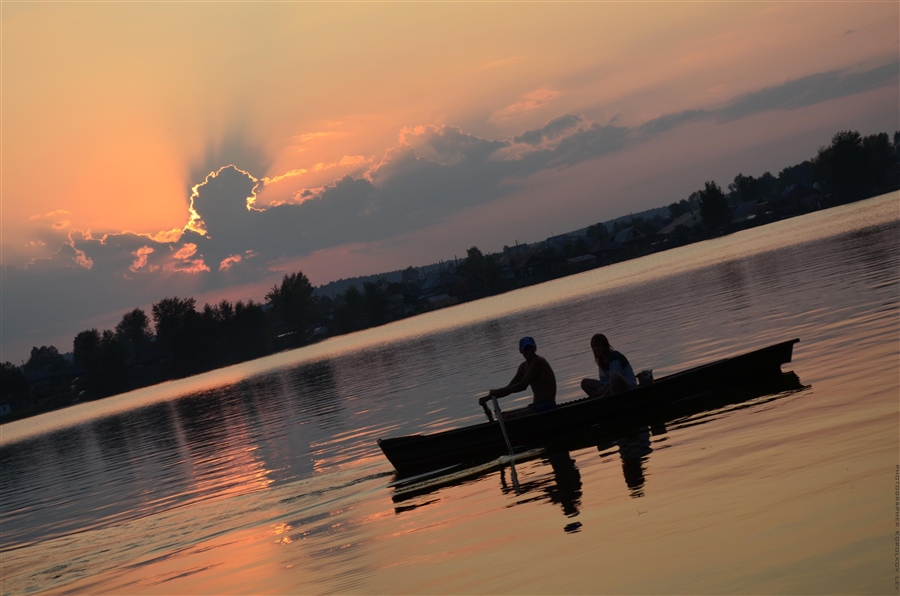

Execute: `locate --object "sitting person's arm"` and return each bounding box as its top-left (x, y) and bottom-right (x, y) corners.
top-left (480, 362), bottom-right (527, 404)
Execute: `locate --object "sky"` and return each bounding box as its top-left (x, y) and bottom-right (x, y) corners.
top-left (2, 2), bottom-right (898, 365)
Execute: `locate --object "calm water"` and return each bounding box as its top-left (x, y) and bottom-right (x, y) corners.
top-left (1, 194), bottom-right (898, 595)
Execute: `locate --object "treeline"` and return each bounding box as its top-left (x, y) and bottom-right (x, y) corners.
top-left (2, 129), bottom-right (898, 421)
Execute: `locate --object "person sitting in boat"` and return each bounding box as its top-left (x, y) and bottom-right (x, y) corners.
top-left (581, 333), bottom-right (636, 398)
top-left (479, 336), bottom-right (557, 418)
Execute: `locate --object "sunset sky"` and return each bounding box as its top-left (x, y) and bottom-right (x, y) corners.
top-left (2, 2), bottom-right (898, 364)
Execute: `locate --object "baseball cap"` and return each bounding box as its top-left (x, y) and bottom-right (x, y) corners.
top-left (519, 336), bottom-right (536, 351)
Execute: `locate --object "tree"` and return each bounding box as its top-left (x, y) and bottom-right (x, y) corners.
top-left (363, 281), bottom-right (389, 326)
top-left (815, 130), bottom-right (894, 204)
top-left (814, 130), bottom-right (865, 203)
top-left (335, 285), bottom-right (365, 333)
top-left (459, 246), bottom-right (487, 280)
top-left (152, 296), bottom-right (201, 372)
top-left (73, 329), bottom-right (102, 371)
top-left (667, 200), bottom-right (691, 220)
top-left (861, 132), bottom-right (894, 195)
top-left (96, 329), bottom-right (127, 393)
top-left (115, 308), bottom-right (153, 354)
top-left (401, 266), bottom-right (419, 285)
top-left (586, 222), bottom-right (609, 243)
top-left (231, 300), bottom-right (268, 359)
top-left (728, 174), bottom-right (762, 204)
top-left (23, 345), bottom-right (69, 373)
top-left (265, 271), bottom-right (316, 333)
top-left (698, 181), bottom-right (731, 232)
top-left (0, 362), bottom-right (28, 400)
top-left (777, 161), bottom-right (814, 191)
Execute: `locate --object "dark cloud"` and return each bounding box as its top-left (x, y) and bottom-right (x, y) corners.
top-left (638, 60), bottom-right (899, 136)
top-left (718, 61), bottom-right (899, 121)
top-left (638, 109), bottom-right (711, 136)
top-left (514, 114), bottom-right (583, 145)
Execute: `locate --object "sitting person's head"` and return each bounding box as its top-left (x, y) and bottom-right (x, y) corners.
top-left (591, 333), bottom-right (610, 363)
top-left (519, 336), bottom-right (537, 358)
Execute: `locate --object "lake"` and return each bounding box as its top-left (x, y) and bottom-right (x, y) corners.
top-left (1, 193), bottom-right (898, 595)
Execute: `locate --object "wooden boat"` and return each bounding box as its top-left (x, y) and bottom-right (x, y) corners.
top-left (378, 338), bottom-right (800, 476)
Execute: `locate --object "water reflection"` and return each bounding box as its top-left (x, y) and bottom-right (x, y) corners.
top-left (615, 427), bottom-right (653, 499)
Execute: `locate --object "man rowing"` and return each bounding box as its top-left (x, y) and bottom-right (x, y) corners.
top-left (479, 336), bottom-right (557, 418)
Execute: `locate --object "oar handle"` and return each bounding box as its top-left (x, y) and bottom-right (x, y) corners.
top-left (481, 399), bottom-right (494, 422)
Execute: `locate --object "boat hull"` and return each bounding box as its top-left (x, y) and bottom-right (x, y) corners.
top-left (378, 338), bottom-right (799, 475)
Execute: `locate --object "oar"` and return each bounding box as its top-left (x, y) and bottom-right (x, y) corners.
top-left (489, 395), bottom-right (521, 493)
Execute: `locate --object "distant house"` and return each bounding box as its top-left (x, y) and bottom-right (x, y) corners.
top-left (657, 211), bottom-right (701, 236)
top-left (566, 254), bottom-right (597, 270)
top-left (731, 200), bottom-right (769, 224)
top-left (501, 253), bottom-right (549, 280)
top-left (546, 233), bottom-right (572, 252)
top-left (613, 226), bottom-right (647, 244)
top-left (780, 183), bottom-right (820, 213)
top-left (423, 294), bottom-right (458, 310)
top-left (420, 271), bottom-right (462, 298)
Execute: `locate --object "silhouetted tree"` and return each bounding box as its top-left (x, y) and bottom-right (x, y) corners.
top-left (729, 174), bottom-right (762, 204)
top-left (813, 130), bottom-right (893, 204)
top-left (698, 181), bottom-right (731, 232)
top-left (152, 296), bottom-right (201, 373)
top-left (115, 308), bottom-right (153, 356)
top-left (266, 271), bottom-right (316, 334)
top-left (667, 200), bottom-right (691, 220)
top-left (586, 222), bottom-right (609, 243)
top-left (335, 285), bottom-right (365, 333)
top-left (814, 131), bottom-right (865, 203)
top-left (23, 345), bottom-right (69, 374)
top-left (97, 330), bottom-right (127, 393)
top-left (631, 216), bottom-right (660, 237)
top-left (73, 329), bottom-right (102, 371)
top-left (231, 300), bottom-right (268, 359)
top-left (401, 266), bottom-right (419, 285)
top-left (0, 362), bottom-right (28, 400)
top-left (861, 132), bottom-right (895, 194)
top-left (458, 246), bottom-right (504, 293)
top-left (777, 161), bottom-right (814, 191)
top-left (758, 172), bottom-right (778, 199)
top-left (363, 281), bottom-right (389, 326)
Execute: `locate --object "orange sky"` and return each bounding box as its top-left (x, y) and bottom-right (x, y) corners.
top-left (2, 2), bottom-right (898, 362)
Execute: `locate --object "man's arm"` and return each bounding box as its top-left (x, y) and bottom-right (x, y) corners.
top-left (480, 362), bottom-right (527, 404)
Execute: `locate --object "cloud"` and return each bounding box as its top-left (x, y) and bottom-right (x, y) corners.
top-left (638, 60), bottom-right (899, 137)
top-left (638, 109), bottom-right (711, 136)
top-left (129, 246), bottom-right (155, 272)
top-left (30, 210), bottom-right (71, 220)
top-left (493, 88), bottom-right (562, 120)
top-left (717, 60), bottom-right (899, 121)
top-left (514, 114), bottom-right (584, 145)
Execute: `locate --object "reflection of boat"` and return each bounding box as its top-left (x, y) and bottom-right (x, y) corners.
top-left (379, 339), bottom-right (800, 476)
top-left (390, 371), bottom-right (805, 509)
